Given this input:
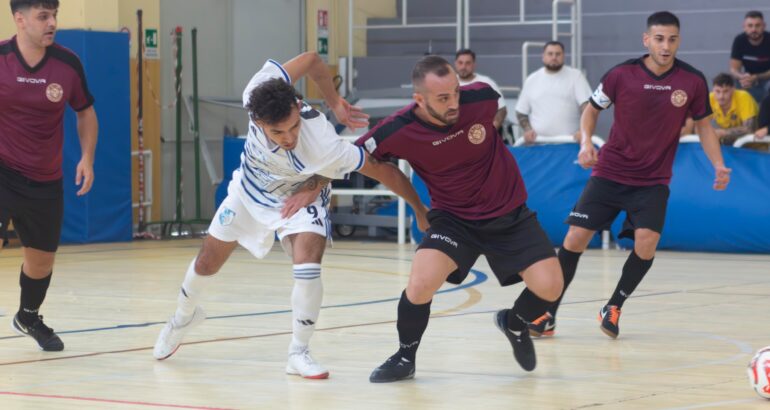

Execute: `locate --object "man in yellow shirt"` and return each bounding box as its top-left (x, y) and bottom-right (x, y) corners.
top-left (710, 73), bottom-right (758, 144)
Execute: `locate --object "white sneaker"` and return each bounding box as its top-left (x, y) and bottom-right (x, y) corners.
top-left (153, 306), bottom-right (206, 360)
top-left (286, 348), bottom-right (329, 379)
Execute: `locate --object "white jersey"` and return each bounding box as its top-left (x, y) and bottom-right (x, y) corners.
top-left (236, 59), bottom-right (365, 211)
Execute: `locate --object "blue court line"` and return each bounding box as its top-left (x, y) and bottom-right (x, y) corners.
top-left (0, 270), bottom-right (488, 340)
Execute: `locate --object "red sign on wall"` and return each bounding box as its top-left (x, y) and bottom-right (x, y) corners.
top-left (318, 10), bottom-right (328, 30)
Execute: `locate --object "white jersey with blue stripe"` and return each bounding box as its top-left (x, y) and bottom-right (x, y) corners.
top-left (235, 59), bottom-right (365, 211)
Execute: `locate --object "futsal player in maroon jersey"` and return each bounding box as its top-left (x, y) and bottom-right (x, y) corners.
top-left (356, 56), bottom-right (564, 382)
top-left (528, 11), bottom-right (731, 340)
top-left (0, 0), bottom-right (98, 351)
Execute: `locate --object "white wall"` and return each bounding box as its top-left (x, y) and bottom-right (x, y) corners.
top-left (159, 0), bottom-right (301, 221)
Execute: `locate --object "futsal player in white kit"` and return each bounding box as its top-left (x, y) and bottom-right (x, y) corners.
top-left (153, 51), bottom-right (428, 379)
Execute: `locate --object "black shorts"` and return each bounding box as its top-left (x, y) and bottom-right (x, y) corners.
top-left (565, 176), bottom-right (669, 240)
top-left (0, 163), bottom-right (63, 252)
top-left (417, 205), bottom-right (556, 286)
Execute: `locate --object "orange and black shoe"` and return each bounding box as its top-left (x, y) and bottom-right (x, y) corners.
top-left (528, 312), bottom-right (555, 337)
top-left (598, 305), bottom-right (621, 339)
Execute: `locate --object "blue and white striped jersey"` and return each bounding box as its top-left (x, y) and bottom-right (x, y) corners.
top-left (235, 59), bottom-right (365, 210)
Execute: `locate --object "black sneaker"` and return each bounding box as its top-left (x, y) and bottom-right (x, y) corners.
top-left (369, 352), bottom-right (415, 383)
top-left (598, 305), bottom-right (621, 339)
top-left (12, 314), bottom-right (64, 351)
top-left (494, 309), bottom-right (536, 371)
top-left (528, 312), bottom-right (556, 337)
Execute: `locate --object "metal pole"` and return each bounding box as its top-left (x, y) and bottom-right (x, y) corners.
top-left (577, 0), bottom-right (582, 70)
top-left (463, 0), bottom-right (469, 48)
top-left (348, 0), bottom-right (353, 96)
top-left (456, 0), bottom-right (462, 51)
top-left (401, 0), bottom-right (407, 26)
top-left (522, 41), bottom-right (546, 85)
top-left (136, 9), bottom-right (146, 232)
top-left (174, 27), bottom-right (183, 222)
top-left (520, 0), bottom-right (525, 22)
top-left (191, 28), bottom-right (201, 221)
top-left (571, 2), bottom-right (576, 67)
top-left (552, 0), bottom-right (558, 41)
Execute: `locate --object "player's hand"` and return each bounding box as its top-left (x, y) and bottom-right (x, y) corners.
top-left (331, 97), bottom-right (370, 132)
top-left (75, 158), bottom-right (94, 196)
top-left (523, 129), bottom-right (537, 144)
top-left (713, 164), bottom-right (731, 191)
top-left (413, 204), bottom-right (430, 232)
top-left (577, 142), bottom-right (598, 169)
top-left (282, 190), bottom-right (318, 219)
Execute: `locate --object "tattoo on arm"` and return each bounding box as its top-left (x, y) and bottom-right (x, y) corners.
top-left (516, 112), bottom-right (532, 131)
top-left (294, 174), bottom-right (331, 193)
top-left (720, 118), bottom-right (756, 144)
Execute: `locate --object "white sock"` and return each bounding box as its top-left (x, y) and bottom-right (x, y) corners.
top-left (290, 263), bottom-right (323, 351)
top-left (174, 258), bottom-right (211, 326)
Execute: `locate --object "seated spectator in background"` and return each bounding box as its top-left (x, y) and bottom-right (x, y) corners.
top-left (730, 11), bottom-right (770, 103)
top-left (755, 94), bottom-right (769, 140)
top-left (454, 48), bottom-right (507, 129)
top-left (515, 41), bottom-right (592, 144)
top-left (710, 73), bottom-right (758, 145)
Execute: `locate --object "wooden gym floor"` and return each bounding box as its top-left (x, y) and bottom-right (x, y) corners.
top-left (0, 239), bottom-right (768, 409)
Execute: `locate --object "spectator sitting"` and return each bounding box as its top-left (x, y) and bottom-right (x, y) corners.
top-left (710, 73), bottom-right (758, 145)
top-left (454, 48), bottom-right (507, 130)
top-left (515, 41), bottom-right (592, 144)
top-left (730, 10), bottom-right (770, 103)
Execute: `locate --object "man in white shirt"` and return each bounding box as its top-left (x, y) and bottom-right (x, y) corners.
top-left (455, 48), bottom-right (507, 129)
top-left (516, 41), bottom-right (592, 144)
top-left (152, 52), bottom-right (429, 379)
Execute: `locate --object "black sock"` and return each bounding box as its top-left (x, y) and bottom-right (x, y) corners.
top-left (396, 290), bottom-right (431, 362)
top-left (18, 267), bottom-right (52, 325)
top-left (508, 288), bottom-right (554, 332)
top-left (608, 251), bottom-right (654, 308)
top-left (550, 247), bottom-right (582, 317)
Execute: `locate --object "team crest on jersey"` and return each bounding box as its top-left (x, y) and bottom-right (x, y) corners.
top-left (46, 83), bottom-right (63, 103)
top-left (219, 207), bottom-right (236, 226)
top-left (670, 90), bottom-right (687, 108)
top-left (468, 124), bottom-right (486, 144)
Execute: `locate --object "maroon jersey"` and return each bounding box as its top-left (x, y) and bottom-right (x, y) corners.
top-left (0, 36), bottom-right (94, 182)
top-left (356, 83), bottom-right (527, 220)
top-left (589, 56), bottom-right (711, 186)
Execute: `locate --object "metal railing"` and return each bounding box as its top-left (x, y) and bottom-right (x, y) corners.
top-left (346, 0), bottom-right (582, 94)
top-left (347, 0), bottom-right (463, 95)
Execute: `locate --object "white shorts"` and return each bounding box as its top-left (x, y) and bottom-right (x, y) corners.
top-left (208, 186), bottom-right (331, 259)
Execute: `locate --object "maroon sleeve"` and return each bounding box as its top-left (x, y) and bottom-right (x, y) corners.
top-left (354, 113), bottom-right (408, 162)
top-left (67, 55), bottom-right (94, 112)
top-left (688, 73), bottom-right (713, 121)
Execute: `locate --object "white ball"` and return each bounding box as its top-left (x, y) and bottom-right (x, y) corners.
top-left (748, 346), bottom-right (770, 399)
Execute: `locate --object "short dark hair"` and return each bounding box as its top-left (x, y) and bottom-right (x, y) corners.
top-left (455, 48), bottom-right (475, 61)
top-left (245, 78), bottom-right (302, 125)
top-left (713, 73), bottom-right (735, 87)
top-left (543, 41), bottom-right (565, 51)
top-left (745, 10), bottom-right (764, 20)
top-left (647, 11), bottom-right (680, 29)
top-left (10, 0), bottom-right (59, 14)
top-left (412, 55), bottom-right (453, 88)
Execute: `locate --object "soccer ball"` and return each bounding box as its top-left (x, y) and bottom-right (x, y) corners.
top-left (748, 347), bottom-right (770, 399)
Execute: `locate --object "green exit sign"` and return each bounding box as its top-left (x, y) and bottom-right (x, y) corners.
top-left (145, 28), bottom-right (158, 48)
